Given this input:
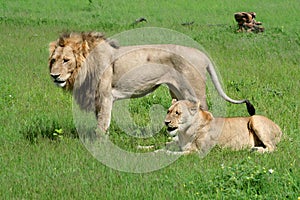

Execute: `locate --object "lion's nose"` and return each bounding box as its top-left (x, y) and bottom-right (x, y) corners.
top-left (165, 121), bottom-right (170, 126)
top-left (50, 73), bottom-right (60, 79)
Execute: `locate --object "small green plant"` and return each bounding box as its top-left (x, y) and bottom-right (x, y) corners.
top-left (53, 128), bottom-right (64, 140)
top-left (211, 156), bottom-right (273, 196)
top-left (0, 0), bottom-right (299, 199)
top-left (182, 156), bottom-right (282, 198)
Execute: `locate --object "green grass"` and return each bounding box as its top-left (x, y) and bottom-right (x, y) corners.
top-left (0, 0), bottom-right (299, 199)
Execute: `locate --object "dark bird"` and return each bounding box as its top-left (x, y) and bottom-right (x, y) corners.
top-left (134, 17), bottom-right (147, 24)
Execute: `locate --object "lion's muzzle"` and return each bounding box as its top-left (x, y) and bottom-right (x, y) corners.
top-left (50, 73), bottom-right (60, 80)
top-left (50, 73), bottom-right (67, 87)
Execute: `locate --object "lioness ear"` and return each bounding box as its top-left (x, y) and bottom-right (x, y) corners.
top-left (189, 101), bottom-right (199, 116)
top-left (202, 110), bottom-right (213, 122)
top-left (49, 41), bottom-right (57, 55)
top-left (190, 107), bottom-right (197, 115)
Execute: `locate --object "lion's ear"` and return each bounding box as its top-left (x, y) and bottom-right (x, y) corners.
top-left (49, 41), bottom-right (57, 55)
top-left (58, 36), bottom-right (66, 47)
top-left (82, 32), bottom-right (105, 50)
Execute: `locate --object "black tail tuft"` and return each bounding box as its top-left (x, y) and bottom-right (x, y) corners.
top-left (245, 100), bottom-right (255, 116)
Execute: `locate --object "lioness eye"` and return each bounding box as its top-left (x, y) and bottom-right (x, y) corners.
top-left (175, 111), bottom-right (180, 115)
top-left (63, 58), bottom-right (70, 63)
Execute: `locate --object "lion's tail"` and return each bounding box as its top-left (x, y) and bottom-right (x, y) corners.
top-left (207, 63), bottom-right (256, 116)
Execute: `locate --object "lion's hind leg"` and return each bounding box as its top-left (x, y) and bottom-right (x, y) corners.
top-left (248, 116), bottom-right (282, 153)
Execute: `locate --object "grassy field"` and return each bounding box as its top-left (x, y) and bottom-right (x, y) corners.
top-left (0, 0), bottom-right (299, 199)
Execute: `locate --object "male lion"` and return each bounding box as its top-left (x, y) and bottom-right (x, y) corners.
top-left (49, 32), bottom-right (255, 132)
top-left (164, 100), bottom-right (282, 155)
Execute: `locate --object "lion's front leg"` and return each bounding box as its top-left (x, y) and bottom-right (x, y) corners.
top-left (96, 96), bottom-right (113, 133)
top-left (95, 67), bottom-right (114, 133)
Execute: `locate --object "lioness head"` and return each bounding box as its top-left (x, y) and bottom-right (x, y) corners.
top-left (48, 32), bottom-right (106, 90)
top-left (165, 100), bottom-right (213, 137)
top-left (164, 100), bottom-right (199, 136)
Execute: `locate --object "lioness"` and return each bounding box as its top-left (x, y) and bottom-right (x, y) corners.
top-left (49, 32), bottom-right (254, 132)
top-left (164, 100), bottom-right (282, 155)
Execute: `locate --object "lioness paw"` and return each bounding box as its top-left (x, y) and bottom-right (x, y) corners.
top-left (250, 147), bottom-right (269, 153)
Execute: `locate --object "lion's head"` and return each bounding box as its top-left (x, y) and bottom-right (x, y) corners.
top-left (164, 100), bottom-right (213, 137)
top-left (48, 32), bottom-right (107, 90)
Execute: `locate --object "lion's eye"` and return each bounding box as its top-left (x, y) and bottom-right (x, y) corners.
top-left (175, 111), bottom-right (180, 115)
top-left (63, 58), bottom-right (70, 63)
top-left (50, 59), bottom-right (55, 65)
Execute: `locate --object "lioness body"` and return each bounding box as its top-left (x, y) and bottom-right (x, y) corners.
top-left (165, 100), bottom-right (282, 155)
top-left (49, 32), bottom-right (254, 131)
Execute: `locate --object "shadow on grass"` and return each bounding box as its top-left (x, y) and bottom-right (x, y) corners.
top-left (20, 114), bottom-right (78, 143)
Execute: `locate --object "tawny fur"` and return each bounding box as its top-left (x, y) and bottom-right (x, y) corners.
top-left (164, 100), bottom-right (282, 155)
top-left (48, 32), bottom-right (254, 132)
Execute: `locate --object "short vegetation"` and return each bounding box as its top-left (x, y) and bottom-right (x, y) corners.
top-left (0, 0), bottom-right (299, 199)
